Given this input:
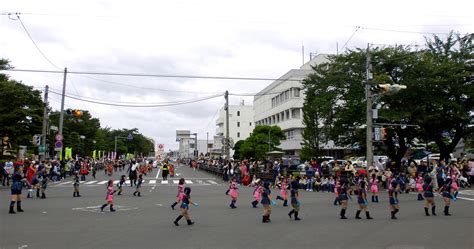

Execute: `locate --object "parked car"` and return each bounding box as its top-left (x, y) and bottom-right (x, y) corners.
top-left (352, 157), bottom-right (367, 168)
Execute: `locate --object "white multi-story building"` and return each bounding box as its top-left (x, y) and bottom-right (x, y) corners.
top-left (215, 101), bottom-right (254, 157)
top-left (253, 54), bottom-right (330, 156)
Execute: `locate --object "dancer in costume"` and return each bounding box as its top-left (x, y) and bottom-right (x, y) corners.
top-left (355, 180), bottom-right (373, 219)
top-left (73, 174), bottom-right (81, 197)
top-left (9, 164), bottom-right (27, 214)
top-left (251, 179), bottom-right (262, 208)
top-left (171, 178), bottom-right (185, 210)
top-left (133, 174), bottom-right (143, 197)
top-left (228, 177), bottom-right (238, 209)
top-left (338, 178), bottom-right (350, 219)
top-left (174, 187), bottom-right (197, 226)
top-left (439, 177), bottom-right (454, 216)
top-left (261, 182), bottom-right (275, 223)
top-left (100, 180), bottom-right (116, 212)
top-left (388, 176), bottom-right (400, 219)
top-left (416, 172), bottom-right (424, 201)
top-left (117, 175), bottom-right (126, 195)
top-left (423, 176), bottom-right (436, 216)
top-left (288, 179), bottom-right (301, 220)
top-left (369, 174), bottom-right (379, 203)
top-left (276, 177), bottom-right (289, 206)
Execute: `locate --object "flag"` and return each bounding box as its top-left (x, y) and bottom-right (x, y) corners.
top-left (93, 150), bottom-right (96, 159)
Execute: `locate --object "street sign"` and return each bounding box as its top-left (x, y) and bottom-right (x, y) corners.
top-left (159, 144), bottom-right (164, 149)
top-left (127, 134), bottom-right (133, 140)
top-left (39, 145), bottom-right (46, 153)
top-left (374, 127), bottom-right (381, 141)
top-left (55, 141), bottom-right (63, 148)
top-left (55, 134), bottom-right (63, 141)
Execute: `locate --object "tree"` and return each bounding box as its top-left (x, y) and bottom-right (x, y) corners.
top-left (0, 60), bottom-right (44, 158)
top-left (232, 140), bottom-right (245, 160)
top-left (240, 125), bottom-right (285, 161)
top-left (302, 32), bottom-right (473, 166)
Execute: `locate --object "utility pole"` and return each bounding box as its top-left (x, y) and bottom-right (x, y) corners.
top-left (225, 90), bottom-right (230, 160)
top-left (40, 85), bottom-right (49, 161)
top-left (365, 44), bottom-right (374, 168)
top-left (58, 67), bottom-right (67, 159)
top-left (206, 132), bottom-right (209, 155)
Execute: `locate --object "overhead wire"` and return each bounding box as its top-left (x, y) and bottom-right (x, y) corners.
top-left (339, 26), bottom-right (361, 53)
top-left (2, 68), bottom-right (304, 82)
top-left (48, 89), bottom-right (223, 107)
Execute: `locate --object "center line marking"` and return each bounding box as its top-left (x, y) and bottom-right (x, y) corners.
top-left (155, 167), bottom-right (161, 179)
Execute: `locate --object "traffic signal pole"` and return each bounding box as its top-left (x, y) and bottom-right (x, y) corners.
top-left (40, 85), bottom-right (49, 161)
top-left (366, 44), bottom-right (374, 168)
top-left (58, 67), bottom-right (67, 159)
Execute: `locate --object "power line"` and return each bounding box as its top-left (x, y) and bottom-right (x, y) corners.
top-left (14, 13), bottom-right (61, 69)
top-left (339, 26), bottom-right (360, 53)
top-left (74, 74), bottom-right (225, 94)
top-left (2, 68), bottom-right (305, 82)
top-left (48, 89), bottom-right (222, 107)
top-left (360, 26), bottom-right (450, 35)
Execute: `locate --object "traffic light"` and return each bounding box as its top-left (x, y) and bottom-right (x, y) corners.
top-left (72, 110), bottom-right (83, 117)
top-left (66, 109), bottom-right (83, 117)
top-left (370, 84), bottom-right (407, 96)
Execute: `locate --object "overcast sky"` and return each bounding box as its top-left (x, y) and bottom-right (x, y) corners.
top-left (1, 0), bottom-right (472, 151)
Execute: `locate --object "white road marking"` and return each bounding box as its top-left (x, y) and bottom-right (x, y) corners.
top-left (84, 181), bottom-right (97, 185)
top-left (207, 180), bottom-right (219, 185)
top-left (58, 181), bottom-right (72, 185)
top-left (155, 204), bottom-right (163, 206)
top-left (457, 197), bottom-right (474, 201)
top-left (458, 190), bottom-right (474, 196)
top-left (161, 180), bottom-right (168, 184)
top-left (113, 180), bottom-right (119, 184)
top-left (79, 181), bottom-right (86, 184)
top-left (97, 181), bottom-right (108, 185)
top-left (173, 180), bottom-right (180, 184)
top-left (196, 180), bottom-right (210, 185)
top-left (185, 180), bottom-right (193, 184)
top-left (149, 180), bottom-right (156, 184)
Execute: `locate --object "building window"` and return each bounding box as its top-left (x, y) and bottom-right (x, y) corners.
top-left (292, 108), bottom-right (300, 119)
top-left (287, 130), bottom-right (294, 140)
top-left (237, 132), bottom-right (240, 138)
top-left (294, 88), bottom-right (300, 97)
top-left (237, 111), bottom-right (240, 116)
top-left (249, 122), bottom-right (252, 126)
top-left (237, 122), bottom-right (240, 127)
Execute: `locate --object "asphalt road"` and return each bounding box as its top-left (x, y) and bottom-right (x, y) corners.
top-left (0, 164), bottom-right (473, 249)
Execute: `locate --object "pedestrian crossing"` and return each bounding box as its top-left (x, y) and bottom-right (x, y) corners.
top-left (52, 178), bottom-right (220, 187)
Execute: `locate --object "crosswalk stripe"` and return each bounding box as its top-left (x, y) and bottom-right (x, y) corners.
top-left (149, 180), bottom-right (156, 184)
top-left (207, 180), bottom-right (218, 185)
top-left (185, 180), bottom-right (193, 184)
top-left (173, 180), bottom-right (180, 184)
top-left (161, 180), bottom-right (168, 184)
top-left (196, 180), bottom-right (211, 185)
top-left (58, 181), bottom-right (72, 185)
top-left (84, 181), bottom-right (97, 185)
top-left (97, 181), bottom-right (108, 185)
top-left (113, 180), bottom-right (119, 184)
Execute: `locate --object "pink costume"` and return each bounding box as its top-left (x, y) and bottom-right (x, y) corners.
top-left (416, 177), bottom-right (424, 192)
top-left (451, 175), bottom-right (459, 190)
top-left (370, 178), bottom-right (379, 193)
top-left (280, 182), bottom-right (288, 199)
top-left (106, 186), bottom-right (114, 202)
top-left (229, 181), bottom-right (238, 200)
top-left (177, 184), bottom-right (185, 201)
top-left (253, 186), bottom-right (261, 201)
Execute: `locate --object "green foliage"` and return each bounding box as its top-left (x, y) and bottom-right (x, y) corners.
top-left (302, 31), bottom-right (473, 163)
top-left (239, 125), bottom-right (285, 160)
top-left (0, 60), bottom-right (44, 157)
top-left (48, 111), bottom-right (155, 158)
top-left (232, 140), bottom-right (245, 160)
